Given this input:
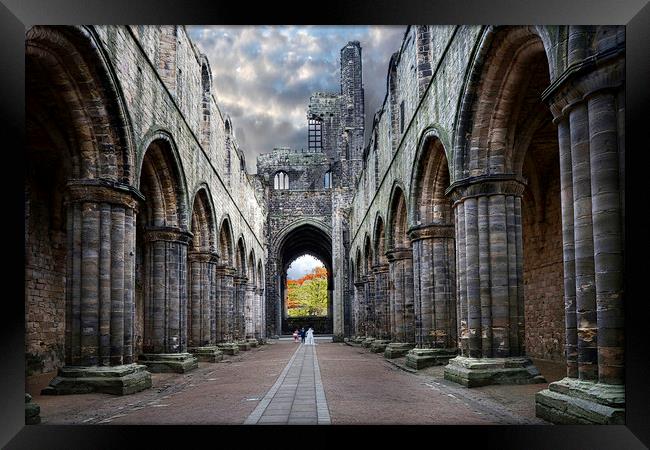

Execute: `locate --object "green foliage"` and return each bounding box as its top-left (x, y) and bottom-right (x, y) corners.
top-left (287, 267), bottom-right (328, 317)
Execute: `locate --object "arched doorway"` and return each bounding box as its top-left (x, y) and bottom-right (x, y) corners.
top-left (273, 222), bottom-right (333, 336)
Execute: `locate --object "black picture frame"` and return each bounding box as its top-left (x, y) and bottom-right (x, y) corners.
top-left (4, 0), bottom-right (649, 447)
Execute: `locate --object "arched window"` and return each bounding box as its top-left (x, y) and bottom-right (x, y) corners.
top-left (323, 170), bottom-right (332, 189)
top-left (274, 171), bottom-right (289, 190)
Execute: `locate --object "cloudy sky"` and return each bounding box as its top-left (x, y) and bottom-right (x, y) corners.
top-left (187, 26), bottom-right (405, 172)
top-left (286, 255), bottom-right (325, 280)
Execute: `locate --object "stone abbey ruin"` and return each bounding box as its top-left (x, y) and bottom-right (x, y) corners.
top-left (25, 25), bottom-right (625, 425)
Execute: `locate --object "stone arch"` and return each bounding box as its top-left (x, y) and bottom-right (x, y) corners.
top-left (218, 216), bottom-right (235, 267)
top-left (137, 131), bottom-right (190, 231)
top-left (26, 25), bottom-right (135, 183)
top-left (363, 234), bottom-right (373, 275)
top-left (199, 54), bottom-right (212, 147)
top-left (409, 128), bottom-right (453, 226)
top-left (452, 26), bottom-right (556, 181)
top-left (248, 249), bottom-right (256, 284)
top-left (189, 185), bottom-right (217, 253)
top-left (373, 213), bottom-right (387, 266)
top-left (386, 182), bottom-right (409, 251)
top-left (235, 236), bottom-right (248, 277)
top-left (25, 25), bottom-right (139, 376)
top-left (271, 220), bottom-right (333, 335)
top-left (387, 52), bottom-right (400, 152)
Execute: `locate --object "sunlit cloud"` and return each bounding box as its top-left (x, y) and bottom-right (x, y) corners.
top-left (287, 255), bottom-right (325, 280)
top-left (187, 25), bottom-right (405, 173)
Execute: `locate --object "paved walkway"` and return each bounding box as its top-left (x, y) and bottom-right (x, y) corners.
top-left (244, 343), bottom-right (330, 425)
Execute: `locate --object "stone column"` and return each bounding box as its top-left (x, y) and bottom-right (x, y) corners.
top-left (139, 226), bottom-right (198, 373)
top-left (256, 287), bottom-right (265, 340)
top-left (384, 248), bottom-right (415, 358)
top-left (233, 275), bottom-right (250, 350)
top-left (187, 251), bottom-right (222, 362)
top-left (245, 282), bottom-right (257, 340)
top-left (42, 180), bottom-right (152, 395)
top-left (353, 279), bottom-right (365, 339)
top-left (369, 264), bottom-right (391, 353)
top-left (443, 177), bottom-right (545, 387)
top-left (406, 223), bottom-right (458, 369)
top-left (536, 64), bottom-right (625, 423)
top-left (215, 265), bottom-right (239, 355)
top-left (364, 271), bottom-right (376, 339)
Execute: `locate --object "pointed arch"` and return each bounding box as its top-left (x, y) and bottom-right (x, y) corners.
top-left (452, 26), bottom-right (555, 181)
top-left (409, 128), bottom-right (453, 226)
top-left (386, 182), bottom-right (409, 251)
top-left (26, 25), bottom-right (135, 183)
top-left (189, 185), bottom-right (217, 253)
top-left (218, 216), bottom-right (235, 267)
top-left (373, 213), bottom-right (387, 266)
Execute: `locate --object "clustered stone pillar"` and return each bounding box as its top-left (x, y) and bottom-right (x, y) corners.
top-left (384, 248), bottom-right (415, 358)
top-left (139, 227), bottom-right (198, 373)
top-left (353, 279), bottom-right (365, 338)
top-left (406, 223), bottom-right (458, 369)
top-left (368, 264), bottom-right (391, 353)
top-left (42, 180), bottom-right (152, 395)
top-left (443, 178), bottom-right (545, 387)
top-left (255, 287), bottom-right (265, 340)
top-left (215, 265), bottom-right (239, 355)
top-left (233, 275), bottom-right (249, 349)
top-left (535, 72), bottom-right (625, 424)
top-left (363, 271), bottom-right (376, 343)
top-left (244, 281), bottom-right (257, 345)
top-left (187, 251), bottom-right (223, 362)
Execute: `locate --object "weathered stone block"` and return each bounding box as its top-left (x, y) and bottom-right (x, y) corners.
top-left (188, 346), bottom-right (224, 363)
top-left (370, 339), bottom-right (390, 353)
top-left (217, 343), bottom-right (240, 355)
top-left (237, 341), bottom-right (251, 351)
top-left (443, 356), bottom-right (546, 387)
top-left (41, 363), bottom-right (152, 395)
top-left (138, 353), bottom-right (198, 374)
top-left (405, 348), bottom-right (457, 370)
top-left (25, 393), bottom-right (41, 425)
top-left (383, 343), bottom-right (414, 359)
top-left (246, 339), bottom-right (258, 348)
top-left (361, 337), bottom-right (375, 348)
top-left (535, 377), bottom-right (625, 424)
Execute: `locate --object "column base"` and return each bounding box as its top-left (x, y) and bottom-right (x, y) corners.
top-left (535, 377), bottom-right (625, 424)
top-left (25, 393), bottom-right (40, 425)
top-left (406, 348), bottom-right (457, 370)
top-left (352, 336), bottom-right (366, 345)
top-left (188, 346), bottom-right (224, 363)
top-left (443, 356), bottom-right (546, 387)
top-left (332, 334), bottom-right (345, 343)
top-left (383, 342), bottom-right (415, 359)
top-left (361, 337), bottom-right (376, 348)
top-left (236, 341), bottom-right (251, 351)
top-left (370, 340), bottom-right (391, 353)
top-left (217, 343), bottom-right (240, 355)
top-left (139, 353), bottom-right (198, 373)
top-left (41, 363), bottom-right (152, 395)
top-left (246, 338), bottom-right (259, 348)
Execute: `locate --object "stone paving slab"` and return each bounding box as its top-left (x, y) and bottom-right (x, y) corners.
top-left (244, 343), bottom-right (331, 425)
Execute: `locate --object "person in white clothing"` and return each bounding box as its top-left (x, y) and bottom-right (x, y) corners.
top-left (305, 327), bottom-right (316, 345)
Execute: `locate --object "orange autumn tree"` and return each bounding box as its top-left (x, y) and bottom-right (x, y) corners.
top-left (287, 266), bottom-right (328, 317)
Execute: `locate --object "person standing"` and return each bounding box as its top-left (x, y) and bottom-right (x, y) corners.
top-left (305, 327), bottom-right (315, 345)
top-left (292, 328), bottom-right (299, 343)
top-left (300, 327), bottom-right (306, 344)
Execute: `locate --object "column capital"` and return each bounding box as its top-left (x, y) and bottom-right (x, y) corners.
top-left (233, 275), bottom-right (249, 284)
top-left (354, 279), bottom-right (365, 288)
top-left (216, 265), bottom-right (236, 276)
top-left (542, 46), bottom-right (624, 123)
top-left (144, 226), bottom-right (193, 244)
top-left (188, 251), bottom-right (219, 264)
top-left (372, 264), bottom-right (389, 274)
top-left (66, 179), bottom-right (145, 210)
top-left (446, 174), bottom-right (527, 204)
top-left (408, 222), bottom-right (454, 242)
top-left (386, 247), bottom-right (413, 262)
